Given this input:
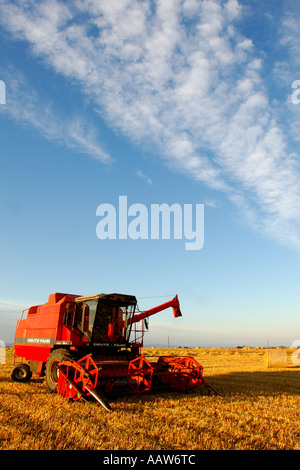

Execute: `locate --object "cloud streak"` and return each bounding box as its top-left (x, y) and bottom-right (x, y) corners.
top-left (0, 0), bottom-right (300, 248)
top-left (0, 68), bottom-right (111, 163)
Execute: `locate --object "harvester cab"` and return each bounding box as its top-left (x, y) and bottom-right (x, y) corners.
top-left (71, 293), bottom-right (181, 351)
top-left (71, 293), bottom-right (138, 346)
top-left (11, 291), bottom-right (219, 411)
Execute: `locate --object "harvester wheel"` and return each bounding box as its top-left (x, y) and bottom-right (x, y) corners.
top-left (45, 349), bottom-right (72, 392)
top-left (11, 363), bottom-right (32, 383)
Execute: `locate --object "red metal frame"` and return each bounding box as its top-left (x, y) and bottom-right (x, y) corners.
top-left (153, 356), bottom-right (204, 391)
top-left (127, 356), bottom-right (153, 394)
top-left (57, 354), bottom-right (99, 400)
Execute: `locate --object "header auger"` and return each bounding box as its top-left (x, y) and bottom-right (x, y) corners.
top-left (11, 292), bottom-right (220, 410)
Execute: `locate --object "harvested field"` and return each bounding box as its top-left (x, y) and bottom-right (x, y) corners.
top-left (0, 347), bottom-right (300, 450)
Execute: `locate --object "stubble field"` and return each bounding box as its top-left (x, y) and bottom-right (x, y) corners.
top-left (0, 347), bottom-right (299, 451)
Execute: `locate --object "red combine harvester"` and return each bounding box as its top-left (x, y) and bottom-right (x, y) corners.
top-left (11, 292), bottom-right (219, 410)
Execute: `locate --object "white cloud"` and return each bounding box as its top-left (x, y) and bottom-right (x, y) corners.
top-left (204, 199), bottom-right (217, 209)
top-left (1, 0), bottom-right (300, 249)
top-left (0, 69), bottom-right (111, 163)
top-left (136, 170), bottom-right (153, 185)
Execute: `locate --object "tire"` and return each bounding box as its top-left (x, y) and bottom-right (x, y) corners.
top-left (45, 349), bottom-right (72, 392)
top-left (11, 363), bottom-right (32, 383)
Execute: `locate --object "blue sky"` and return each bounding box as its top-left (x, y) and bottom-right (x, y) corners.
top-left (1, 0), bottom-right (300, 348)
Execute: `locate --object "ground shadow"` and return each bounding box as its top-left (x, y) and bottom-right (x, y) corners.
top-left (1, 367), bottom-right (299, 404)
top-left (196, 368), bottom-right (300, 397)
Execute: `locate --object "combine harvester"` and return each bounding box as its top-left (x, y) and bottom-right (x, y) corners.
top-left (11, 292), bottom-right (219, 410)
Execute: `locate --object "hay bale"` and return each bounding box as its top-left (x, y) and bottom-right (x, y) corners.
top-left (264, 349), bottom-right (288, 368)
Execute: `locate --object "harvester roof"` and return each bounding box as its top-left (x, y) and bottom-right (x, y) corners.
top-left (75, 293), bottom-right (137, 305)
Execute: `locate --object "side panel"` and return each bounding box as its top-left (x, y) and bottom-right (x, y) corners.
top-left (14, 343), bottom-right (53, 363)
top-left (13, 293), bottom-right (80, 363)
top-left (14, 309), bottom-right (59, 362)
